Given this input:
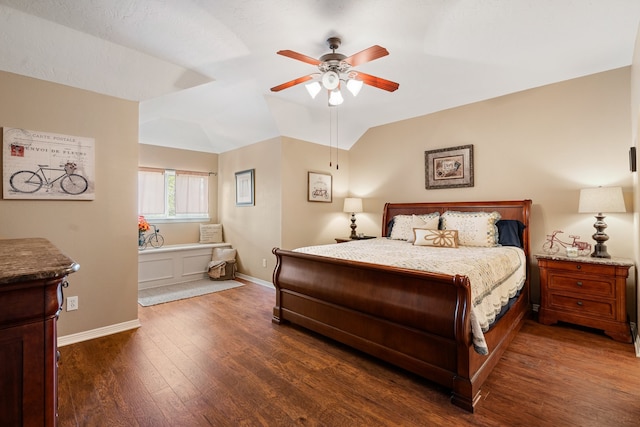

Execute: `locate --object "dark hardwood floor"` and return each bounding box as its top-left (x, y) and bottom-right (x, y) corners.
top-left (58, 279), bottom-right (640, 426)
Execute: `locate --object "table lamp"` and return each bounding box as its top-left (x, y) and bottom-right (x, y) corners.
top-left (343, 198), bottom-right (363, 239)
top-left (578, 186), bottom-right (625, 258)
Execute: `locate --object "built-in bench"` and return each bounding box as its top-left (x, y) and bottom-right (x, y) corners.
top-left (138, 243), bottom-right (231, 290)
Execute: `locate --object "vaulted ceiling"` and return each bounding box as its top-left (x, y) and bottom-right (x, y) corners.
top-left (1, 1), bottom-right (639, 153)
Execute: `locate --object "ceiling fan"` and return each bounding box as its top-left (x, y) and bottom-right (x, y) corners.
top-left (270, 37), bottom-right (399, 103)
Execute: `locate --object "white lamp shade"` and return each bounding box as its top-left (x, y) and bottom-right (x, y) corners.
top-left (343, 197), bottom-right (363, 213)
top-left (321, 71), bottom-right (340, 90)
top-left (305, 81), bottom-right (321, 99)
top-left (346, 79), bottom-right (363, 96)
top-left (328, 89), bottom-right (344, 106)
top-left (578, 187), bottom-right (626, 213)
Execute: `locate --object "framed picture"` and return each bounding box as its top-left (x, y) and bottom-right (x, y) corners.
top-left (425, 144), bottom-right (474, 189)
top-left (308, 171), bottom-right (332, 202)
top-left (235, 169), bottom-right (254, 206)
top-left (2, 127), bottom-right (96, 200)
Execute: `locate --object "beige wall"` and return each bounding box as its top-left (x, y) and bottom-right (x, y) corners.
top-left (349, 68), bottom-right (635, 312)
top-left (138, 143), bottom-right (219, 244)
top-left (631, 25), bottom-right (640, 333)
top-left (218, 138), bottom-right (282, 282)
top-left (281, 137), bottom-right (350, 250)
top-left (0, 70), bottom-right (139, 337)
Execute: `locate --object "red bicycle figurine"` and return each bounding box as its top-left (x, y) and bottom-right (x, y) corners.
top-left (542, 230), bottom-right (591, 256)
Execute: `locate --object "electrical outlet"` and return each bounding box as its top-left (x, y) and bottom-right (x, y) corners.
top-left (67, 296), bottom-right (78, 311)
top-left (262, 258), bottom-right (267, 268)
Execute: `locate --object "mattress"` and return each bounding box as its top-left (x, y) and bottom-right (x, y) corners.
top-left (295, 238), bottom-right (527, 354)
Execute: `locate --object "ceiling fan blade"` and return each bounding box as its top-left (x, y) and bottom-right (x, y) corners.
top-left (270, 74), bottom-right (316, 92)
top-left (354, 71), bottom-right (399, 92)
top-left (277, 50), bottom-right (321, 66)
top-left (344, 45), bottom-right (389, 67)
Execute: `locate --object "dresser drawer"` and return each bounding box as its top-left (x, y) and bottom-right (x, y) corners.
top-left (547, 273), bottom-right (614, 297)
top-left (543, 259), bottom-right (618, 276)
top-left (548, 294), bottom-right (614, 319)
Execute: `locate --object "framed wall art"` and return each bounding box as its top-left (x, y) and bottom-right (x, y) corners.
top-left (308, 171), bottom-right (332, 202)
top-left (235, 169), bottom-right (254, 206)
top-left (2, 127), bottom-right (96, 200)
top-left (425, 144), bottom-right (474, 189)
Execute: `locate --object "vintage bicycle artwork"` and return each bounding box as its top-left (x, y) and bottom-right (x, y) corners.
top-left (9, 162), bottom-right (88, 195)
top-left (2, 127), bottom-right (95, 200)
top-left (542, 230), bottom-right (592, 256)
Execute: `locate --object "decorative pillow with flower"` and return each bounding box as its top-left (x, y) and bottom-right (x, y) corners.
top-left (413, 229), bottom-right (459, 248)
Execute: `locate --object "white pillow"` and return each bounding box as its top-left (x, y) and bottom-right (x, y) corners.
top-left (407, 214), bottom-right (441, 243)
top-left (413, 229), bottom-right (459, 248)
top-left (212, 247), bottom-right (236, 262)
top-left (390, 213), bottom-right (440, 241)
top-left (440, 211), bottom-right (501, 247)
top-left (199, 224), bottom-right (223, 244)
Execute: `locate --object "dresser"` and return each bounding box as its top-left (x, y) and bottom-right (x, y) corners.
top-left (536, 254), bottom-right (633, 343)
top-left (0, 238), bottom-right (79, 426)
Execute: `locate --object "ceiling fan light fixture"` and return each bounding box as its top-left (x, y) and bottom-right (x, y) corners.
top-left (321, 71), bottom-right (340, 90)
top-left (328, 89), bottom-right (344, 106)
top-left (305, 81), bottom-right (322, 99)
top-left (346, 78), bottom-right (363, 96)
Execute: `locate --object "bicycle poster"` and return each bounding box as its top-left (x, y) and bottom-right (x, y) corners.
top-left (2, 127), bottom-right (95, 200)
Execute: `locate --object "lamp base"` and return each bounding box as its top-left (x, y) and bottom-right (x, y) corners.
top-left (349, 213), bottom-right (357, 239)
top-left (591, 243), bottom-right (611, 258)
top-left (590, 213), bottom-right (611, 258)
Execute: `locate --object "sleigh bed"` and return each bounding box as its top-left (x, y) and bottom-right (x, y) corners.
top-left (272, 200), bottom-right (532, 412)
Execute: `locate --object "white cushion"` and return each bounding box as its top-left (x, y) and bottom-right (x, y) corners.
top-left (440, 211), bottom-right (501, 247)
top-left (199, 223), bottom-right (223, 244)
top-left (390, 213), bottom-right (440, 241)
top-left (212, 247), bottom-right (236, 262)
top-left (407, 214), bottom-right (441, 243)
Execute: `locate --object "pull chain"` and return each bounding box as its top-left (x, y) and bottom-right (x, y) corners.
top-left (329, 106), bottom-right (332, 167)
top-left (335, 106), bottom-right (339, 170)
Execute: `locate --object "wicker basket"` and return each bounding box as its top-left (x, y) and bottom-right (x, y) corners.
top-left (208, 260), bottom-right (235, 280)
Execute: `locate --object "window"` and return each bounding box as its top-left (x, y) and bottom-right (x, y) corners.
top-left (138, 168), bottom-right (210, 221)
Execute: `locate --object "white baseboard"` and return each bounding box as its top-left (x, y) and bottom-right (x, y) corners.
top-left (236, 273), bottom-right (274, 289)
top-left (57, 319), bottom-right (141, 347)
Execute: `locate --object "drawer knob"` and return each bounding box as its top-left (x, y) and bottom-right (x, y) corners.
top-left (577, 301), bottom-right (583, 306)
top-left (576, 265), bottom-right (582, 270)
top-left (576, 281), bottom-right (583, 287)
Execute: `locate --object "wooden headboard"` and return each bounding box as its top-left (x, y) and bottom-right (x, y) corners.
top-left (381, 200), bottom-right (532, 257)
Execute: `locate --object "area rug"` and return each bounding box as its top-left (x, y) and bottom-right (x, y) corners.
top-left (138, 279), bottom-right (244, 306)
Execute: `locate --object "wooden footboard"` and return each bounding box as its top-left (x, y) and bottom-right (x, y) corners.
top-left (272, 200), bottom-right (531, 412)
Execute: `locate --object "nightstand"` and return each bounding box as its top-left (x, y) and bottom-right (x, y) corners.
top-left (335, 236), bottom-right (376, 243)
top-left (536, 254), bottom-right (633, 343)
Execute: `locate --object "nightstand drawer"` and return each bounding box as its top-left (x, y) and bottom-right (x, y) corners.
top-left (547, 273), bottom-right (614, 297)
top-left (543, 259), bottom-right (618, 276)
top-left (548, 294), bottom-right (614, 319)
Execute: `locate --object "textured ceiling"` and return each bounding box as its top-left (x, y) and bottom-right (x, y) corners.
top-left (1, 0), bottom-right (639, 153)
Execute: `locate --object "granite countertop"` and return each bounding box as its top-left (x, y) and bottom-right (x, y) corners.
top-left (0, 238), bottom-right (79, 285)
top-left (535, 253), bottom-right (634, 267)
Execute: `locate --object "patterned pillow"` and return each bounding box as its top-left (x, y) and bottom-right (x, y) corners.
top-left (440, 211), bottom-right (501, 247)
top-left (413, 229), bottom-right (459, 248)
top-left (390, 213), bottom-right (440, 241)
top-left (200, 224), bottom-right (223, 243)
top-left (407, 214), bottom-right (441, 243)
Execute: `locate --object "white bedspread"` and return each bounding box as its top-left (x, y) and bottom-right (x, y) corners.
top-left (294, 238), bottom-right (526, 355)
